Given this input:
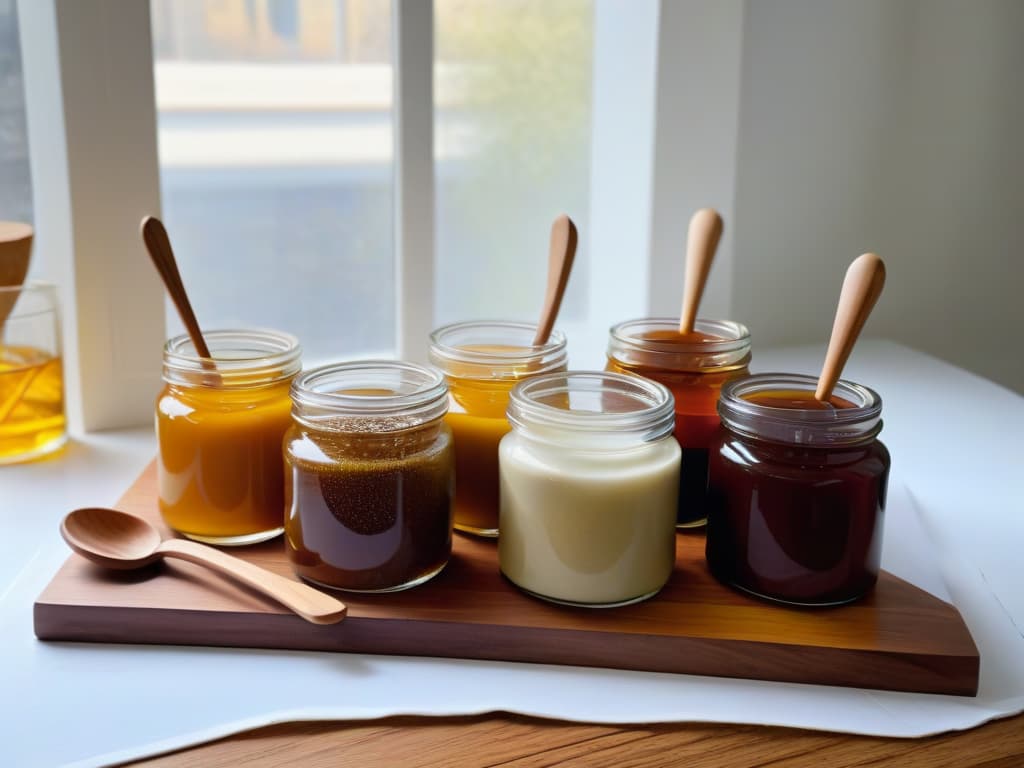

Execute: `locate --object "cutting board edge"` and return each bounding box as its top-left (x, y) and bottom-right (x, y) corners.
top-left (32, 600), bottom-right (980, 697)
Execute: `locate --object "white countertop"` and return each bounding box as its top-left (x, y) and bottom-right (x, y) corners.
top-left (2, 340), bottom-right (1023, 768)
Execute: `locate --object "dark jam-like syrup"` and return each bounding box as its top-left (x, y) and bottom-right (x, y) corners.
top-left (607, 329), bottom-right (746, 527)
top-left (706, 389), bottom-right (888, 605)
top-left (284, 421), bottom-right (454, 591)
top-left (742, 388), bottom-right (855, 410)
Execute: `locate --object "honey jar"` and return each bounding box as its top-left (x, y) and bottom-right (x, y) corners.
top-left (156, 329), bottom-right (301, 545)
top-left (428, 321), bottom-right (568, 537)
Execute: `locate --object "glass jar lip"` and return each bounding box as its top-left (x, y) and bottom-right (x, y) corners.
top-left (609, 317), bottom-right (750, 352)
top-left (718, 372), bottom-right (883, 446)
top-left (290, 360), bottom-right (448, 432)
top-left (428, 320), bottom-right (567, 378)
top-left (607, 317), bottom-right (751, 373)
top-left (508, 370), bottom-right (676, 444)
top-left (162, 328), bottom-right (301, 387)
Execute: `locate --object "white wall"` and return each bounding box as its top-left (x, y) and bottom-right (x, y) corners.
top-left (724, 0), bottom-right (1024, 392)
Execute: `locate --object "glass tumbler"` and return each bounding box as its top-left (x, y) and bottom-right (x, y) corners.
top-left (0, 282), bottom-right (66, 464)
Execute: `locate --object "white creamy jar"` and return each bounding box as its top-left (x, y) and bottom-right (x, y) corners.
top-left (498, 371), bottom-right (680, 607)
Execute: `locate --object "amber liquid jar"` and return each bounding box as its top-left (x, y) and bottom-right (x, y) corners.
top-left (284, 361), bottom-right (454, 592)
top-left (156, 329), bottom-right (301, 545)
top-left (606, 318), bottom-right (750, 528)
top-left (706, 373), bottom-right (890, 606)
top-left (428, 321), bottom-right (568, 537)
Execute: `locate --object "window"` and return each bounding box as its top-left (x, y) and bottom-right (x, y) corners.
top-left (0, 0), bottom-right (31, 227)
top-left (16, 0), bottom-right (664, 430)
top-left (151, 0), bottom-right (395, 364)
top-left (433, 1), bottom-right (593, 336)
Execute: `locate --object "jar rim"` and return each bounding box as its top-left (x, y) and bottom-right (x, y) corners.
top-left (607, 317), bottom-right (750, 372)
top-left (508, 370), bottom-right (676, 445)
top-left (718, 373), bottom-right (883, 446)
top-left (428, 320), bottom-right (567, 379)
top-left (290, 360), bottom-right (448, 431)
top-left (162, 328), bottom-right (301, 387)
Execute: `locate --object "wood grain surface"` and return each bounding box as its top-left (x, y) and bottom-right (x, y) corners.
top-left (126, 712), bottom-right (1024, 768)
top-left (36, 462), bottom-right (978, 695)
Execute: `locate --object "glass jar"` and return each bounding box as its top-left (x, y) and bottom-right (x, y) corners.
top-left (156, 329), bottom-right (301, 545)
top-left (499, 371), bottom-right (680, 608)
top-left (706, 373), bottom-right (890, 606)
top-left (283, 361), bottom-right (454, 592)
top-left (0, 281), bottom-right (67, 464)
top-left (428, 321), bottom-right (568, 537)
top-left (606, 317), bottom-right (750, 528)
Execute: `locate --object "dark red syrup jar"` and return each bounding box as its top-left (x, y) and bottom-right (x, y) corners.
top-left (706, 373), bottom-right (890, 606)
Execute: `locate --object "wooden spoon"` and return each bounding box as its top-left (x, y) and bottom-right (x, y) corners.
top-left (532, 214), bottom-right (578, 346)
top-left (61, 507), bottom-right (347, 625)
top-left (140, 216), bottom-right (215, 365)
top-left (0, 221), bottom-right (33, 326)
top-left (679, 208), bottom-right (724, 335)
top-left (815, 253), bottom-right (886, 402)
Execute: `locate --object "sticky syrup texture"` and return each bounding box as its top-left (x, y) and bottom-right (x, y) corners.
top-left (156, 377), bottom-right (293, 540)
top-left (636, 329), bottom-right (725, 344)
top-left (0, 345), bottom-right (65, 461)
top-left (741, 389), bottom-right (855, 410)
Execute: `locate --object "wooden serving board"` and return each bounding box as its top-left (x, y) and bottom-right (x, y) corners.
top-left (35, 463), bottom-right (979, 696)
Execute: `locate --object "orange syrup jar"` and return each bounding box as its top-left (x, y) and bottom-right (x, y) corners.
top-left (428, 321), bottom-right (568, 537)
top-left (606, 318), bottom-right (751, 528)
top-left (156, 329), bottom-right (301, 545)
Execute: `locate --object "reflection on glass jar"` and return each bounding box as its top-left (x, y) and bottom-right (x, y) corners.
top-left (706, 373), bottom-right (890, 606)
top-left (429, 321), bottom-right (567, 537)
top-left (606, 318), bottom-right (751, 528)
top-left (156, 329), bottom-right (300, 545)
top-left (499, 371), bottom-right (680, 608)
top-left (284, 361), bottom-right (453, 592)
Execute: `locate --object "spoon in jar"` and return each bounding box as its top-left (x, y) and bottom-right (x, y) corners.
top-left (679, 208), bottom-right (724, 335)
top-left (61, 507), bottom-right (348, 625)
top-left (140, 216), bottom-right (218, 377)
top-left (532, 214), bottom-right (578, 346)
top-left (815, 252), bottom-right (886, 403)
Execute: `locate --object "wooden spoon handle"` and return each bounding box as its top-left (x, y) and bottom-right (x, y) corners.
top-left (158, 538), bottom-right (347, 625)
top-left (816, 252), bottom-right (886, 402)
top-left (679, 208), bottom-right (723, 335)
top-left (140, 216), bottom-right (213, 361)
top-left (532, 214), bottom-right (578, 346)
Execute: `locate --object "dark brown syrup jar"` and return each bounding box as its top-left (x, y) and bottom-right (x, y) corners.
top-left (284, 361), bottom-right (454, 592)
top-left (706, 373), bottom-right (890, 606)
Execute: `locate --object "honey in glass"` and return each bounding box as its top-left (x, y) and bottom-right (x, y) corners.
top-left (606, 318), bottom-right (751, 528)
top-left (156, 329), bottom-right (301, 545)
top-left (0, 282), bottom-right (67, 464)
top-left (429, 322), bottom-right (568, 537)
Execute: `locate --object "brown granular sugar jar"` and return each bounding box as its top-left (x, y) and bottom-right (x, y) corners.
top-left (284, 361), bottom-right (454, 592)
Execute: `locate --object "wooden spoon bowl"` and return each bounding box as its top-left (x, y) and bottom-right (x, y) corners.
top-left (0, 221), bottom-right (33, 325)
top-left (60, 507), bottom-right (347, 625)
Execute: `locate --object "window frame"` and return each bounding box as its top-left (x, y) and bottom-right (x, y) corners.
top-left (17, 0), bottom-right (746, 431)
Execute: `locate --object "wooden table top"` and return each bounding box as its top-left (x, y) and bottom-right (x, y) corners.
top-left (128, 711), bottom-right (1024, 767)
